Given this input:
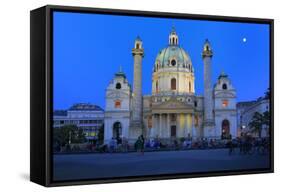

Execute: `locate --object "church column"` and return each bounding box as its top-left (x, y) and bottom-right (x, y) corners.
top-left (192, 114), bottom-right (195, 138)
top-left (155, 114), bottom-right (159, 138)
top-left (132, 37), bottom-right (144, 129)
top-left (152, 114), bottom-right (156, 137)
top-left (159, 114), bottom-right (163, 138)
top-left (176, 113), bottom-right (180, 138)
top-left (202, 39), bottom-right (215, 137)
top-left (167, 113), bottom-right (170, 138)
top-left (184, 113), bottom-right (188, 137)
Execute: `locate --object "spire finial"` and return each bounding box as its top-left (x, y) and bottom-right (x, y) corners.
top-left (169, 24), bottom-right (179, 45)
top-left (171, 23), bottom-right (176, 33)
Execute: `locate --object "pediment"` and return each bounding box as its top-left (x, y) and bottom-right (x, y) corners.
top-left (106, 91), bottom-right (130, 99)
top-left (153, 98), bottom-right (194, 110)
top-left (214, 91), bottom-right (236, 98)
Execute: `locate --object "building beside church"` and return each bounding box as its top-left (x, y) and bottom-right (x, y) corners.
top-left (237, 98), bottom-right (269, 138)
top-left (104, 27), bottom-right (237, 143)
top-left (53, 103), bottom-right (104, 141)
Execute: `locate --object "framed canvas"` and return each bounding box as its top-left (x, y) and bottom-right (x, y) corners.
top-left (30, 5), bottom-right (274, 187)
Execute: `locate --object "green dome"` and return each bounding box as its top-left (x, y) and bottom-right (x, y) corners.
top-left (154, 45), bottom-right (193, 71)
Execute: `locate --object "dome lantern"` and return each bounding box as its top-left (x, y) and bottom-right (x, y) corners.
top-left (169, 26), bottom-right (179, 46)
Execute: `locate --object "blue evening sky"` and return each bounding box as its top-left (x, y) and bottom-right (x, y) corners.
top-left (53, 11), bottom-right (270, 110)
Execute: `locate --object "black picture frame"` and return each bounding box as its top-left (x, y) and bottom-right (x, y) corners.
top-left (30, 5), bottom-right (274, 187)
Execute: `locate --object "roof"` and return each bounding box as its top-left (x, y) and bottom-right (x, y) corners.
top-left (115, 66), bottom-right (127, 78)
top-left (218, 71), bottom-right (228, 79)
top-left (53, 110), bottom-right (67, 116)
top-left (155, 46), bottom-right (192, 68)
top-left (69, 103), bottom-right (104, 111)
top-left (236, 101), bottom-right (256, 108)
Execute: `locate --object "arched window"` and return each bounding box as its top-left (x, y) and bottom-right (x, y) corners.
top-left (136, 43), bottom-right (139, 49)
top-left (114, 100), bottom-right (121, 108)
top-left (189, 81), bottom-right (191, 92)
top-left (156, 81), bottom-right (159, 93)
top-left (116, 82), bottom-right (121, 89)
top-left (222, 83), bottom-right (227, 90)
top-left (171, 78), bottom-right (176, 90)
top-left (194, 101), bottom-right (198, 107)
top-left (172, 37), bottom-right (175, 44)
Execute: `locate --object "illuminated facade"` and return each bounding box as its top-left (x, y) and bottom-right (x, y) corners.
top-left (104, 27), bottom-right (237, 142)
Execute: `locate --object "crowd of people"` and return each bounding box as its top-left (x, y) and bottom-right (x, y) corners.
top-left (96, 134), bottom-right (270, 155)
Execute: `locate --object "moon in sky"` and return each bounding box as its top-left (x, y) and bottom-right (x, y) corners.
top-left (243, 38), bottom-right (247, 42)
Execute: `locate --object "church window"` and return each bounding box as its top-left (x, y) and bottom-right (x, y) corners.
top-left (171, 78), bottom-right (176, 90)
top-left (171, 59), bottom-right (176, 66)
top-left (194, 101), bottom-right (198, 107)
top-left (172, 37), bottom-right (175, 44)
top-left (115, 100), bottom-right (121, 108)
top-left (222, 83), bottom-right (227, 90)
top-left (222, 100), bottom-right (228, 107)
top-left (116, 82), bottom-right (121, 89)
top-left (136, 43), bottom-right (140, 49)
top-left (189, 81), bottom-right (191, 92)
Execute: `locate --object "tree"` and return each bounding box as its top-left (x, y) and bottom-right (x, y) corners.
top-left (248, 110), bottom-right (270, 138)
top-left (262, 111), bottom-right (270, 136)
top-left (264, 88), bottom-right (270, 99)
top-left (97, 124), bottom-right (104, 144)
top-left (248, 112), bottom-right (263, 138)
top-left (53, 124), bottom-right (86, 147)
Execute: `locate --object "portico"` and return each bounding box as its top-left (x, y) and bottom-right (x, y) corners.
top-left (147, 98), bottom-right (197, 139)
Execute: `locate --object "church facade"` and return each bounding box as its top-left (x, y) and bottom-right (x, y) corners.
top-left (104, 28), bottom-right (237, 142)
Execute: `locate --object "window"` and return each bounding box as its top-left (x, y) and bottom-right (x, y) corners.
top-left (116, 82), bottom-right (121, 89)
top-left (222, 100), bottom-right (229, 107)
top-left (171, 59), bottom-right (176, 66)
top-left (171, 78), bottom-right (176, 90)
top-left (194, 101), bottom-right (198, 107)
top-left (222, 83), bottom-right (227, 90)
top-left (189, 82), bottom-right (191, 92)
top-left (115, 100), bottom-right (121, 108)
top-left (136, 43), bottom-right (139, 49)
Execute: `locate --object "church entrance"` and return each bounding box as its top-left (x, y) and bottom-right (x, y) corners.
top-left (171, 125), bottom-right (177, 137)
top-left (113, 122), bottom-right (122, 139)
top-left (221, 119), bottom-right (230, 139)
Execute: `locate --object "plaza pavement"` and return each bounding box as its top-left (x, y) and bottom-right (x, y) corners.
top-left (53, 148), bottom-right (270, 181)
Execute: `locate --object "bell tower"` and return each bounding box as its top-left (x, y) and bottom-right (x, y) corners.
top-left (130, 36), bottom-right (144, 138)
top-left (202, 39), bottom-right (215, 137)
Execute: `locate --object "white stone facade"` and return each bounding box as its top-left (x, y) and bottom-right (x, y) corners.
top-left (104, 28), bottom-right (238, 142)
top-left (104, 72), bottom-right (132, 142)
